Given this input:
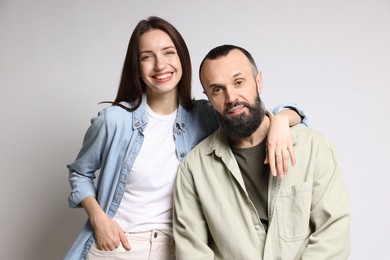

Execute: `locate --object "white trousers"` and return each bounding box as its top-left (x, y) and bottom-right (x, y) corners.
top-left (87, 230), bottom-right (175, 260)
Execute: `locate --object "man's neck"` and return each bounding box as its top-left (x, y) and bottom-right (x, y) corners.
top-left (228, 115), bottom-right (270, 149)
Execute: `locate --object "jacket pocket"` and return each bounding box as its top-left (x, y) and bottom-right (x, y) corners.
top-left (276, 180), bottom-right (312, 242)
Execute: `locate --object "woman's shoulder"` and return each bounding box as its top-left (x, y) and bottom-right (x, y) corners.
top-left (93, 102), bottom-right (135, 125)
top-left (181, 99), bottom-right (219, 132)
top-left (102, 101), bottom-right (140, 115)
top-left (191, 98), bottom-right (210, 107)
top-left (190, 99), bottom-right (215, 114)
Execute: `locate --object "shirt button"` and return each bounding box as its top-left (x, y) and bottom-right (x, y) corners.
top-left (255, 225), bottom-right (261, 230)
top-left (180, 153), bottom-right (186, 158)
top-left (154, 232), bottom-right (158, 238)
top-left (177, 131), bottom-right (182, 136)
top-left (181, 123), bottom-right (186, 127)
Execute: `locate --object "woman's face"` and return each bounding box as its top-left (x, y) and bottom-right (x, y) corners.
top-left (139, 29), bottom-right (182, 96)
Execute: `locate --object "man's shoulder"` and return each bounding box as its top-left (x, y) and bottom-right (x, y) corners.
top-left (290, 125), bottom-right (335, 148)
top-left (182, 128), bottom-right (223, 162)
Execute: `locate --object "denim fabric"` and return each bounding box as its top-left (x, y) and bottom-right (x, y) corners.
top-left (65, 96), bottom-right (306, 260)
top-left (65, 96), bottom-right (219, 260)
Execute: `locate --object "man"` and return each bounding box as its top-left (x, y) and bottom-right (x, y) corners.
top-left (173, 45), bottom-right (350, 259)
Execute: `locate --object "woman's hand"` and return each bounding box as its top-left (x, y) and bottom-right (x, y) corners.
top-left (91, 212), bottom-right (131, 251)
top-left (265, 113), bottom-right (297, 179)
top-left (81, 196), bottom-right (131, 251)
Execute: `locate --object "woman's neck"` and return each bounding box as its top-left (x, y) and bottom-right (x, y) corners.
top-left (146, 89), bottom-right (179, 115)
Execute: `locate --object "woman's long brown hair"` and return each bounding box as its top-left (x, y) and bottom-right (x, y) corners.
top-left (103, 16), bottom-right (193, 112)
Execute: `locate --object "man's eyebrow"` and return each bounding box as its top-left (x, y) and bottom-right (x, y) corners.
top-left (205, 72), bottom-right (243, 89)
top-left (232, 72), bottom-right (242, 78)
top-left (206, 83), bottom-right (222, 89)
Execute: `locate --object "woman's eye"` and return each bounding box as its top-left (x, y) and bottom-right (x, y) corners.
top-left (140, 54), bottom-right (152, 61)
top-left (165, 50), bottom-right (176, 55)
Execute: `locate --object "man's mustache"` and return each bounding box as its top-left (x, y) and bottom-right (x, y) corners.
top-left (224, 101), bottom-right (251, 115)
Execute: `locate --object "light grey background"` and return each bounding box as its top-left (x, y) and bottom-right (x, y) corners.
top-left (1, 0), bottom-right (389, 259)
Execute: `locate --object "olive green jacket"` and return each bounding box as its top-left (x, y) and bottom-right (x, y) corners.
top-left (173, 125), bottom-right (350, 260)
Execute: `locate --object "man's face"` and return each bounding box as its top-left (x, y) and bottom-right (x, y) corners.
top-left (200, 49), bottom-right (265, 138)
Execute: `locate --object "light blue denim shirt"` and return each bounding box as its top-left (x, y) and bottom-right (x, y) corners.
top-left (65, 96), bottom-right (307, 260)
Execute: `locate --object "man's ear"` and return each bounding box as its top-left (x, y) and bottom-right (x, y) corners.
top-left (202, 88), bottom-right (209, 99)
top-left (256, 71), bottom-right (263, 94)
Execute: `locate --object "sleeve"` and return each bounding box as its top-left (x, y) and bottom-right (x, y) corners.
top-left (273, 103), bottom-right (309, 126)
top-left (173, 164), bottom-right (214, 260)
top-left (67, 110), bottom-right (108, 208)
top-left (302, 141), bottom-right (351, 259)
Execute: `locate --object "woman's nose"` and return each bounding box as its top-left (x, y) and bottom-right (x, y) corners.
top-left (154, 55), bottom-right (166, 70)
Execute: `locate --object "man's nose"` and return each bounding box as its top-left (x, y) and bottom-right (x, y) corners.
top-left (225, 87), bottom-right (239, 104)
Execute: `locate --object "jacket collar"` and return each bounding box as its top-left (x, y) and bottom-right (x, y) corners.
top-left (131, 95), bottom-right (148, 131)
top-left (206, 128), bottom-right (247, 189)
top-left (175, 98), bottom-right (189, 132)
top-left (130, 94), bottom-right (188, 132)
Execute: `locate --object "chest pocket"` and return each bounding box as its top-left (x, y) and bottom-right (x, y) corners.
top-left (276, 180), bottom-right (313, 241)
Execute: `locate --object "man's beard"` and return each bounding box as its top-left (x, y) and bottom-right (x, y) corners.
top-left (217, 95), bottom-right (265, 139)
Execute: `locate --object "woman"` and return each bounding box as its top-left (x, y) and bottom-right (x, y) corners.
top-left (65, 16), bottom-right (307, 260)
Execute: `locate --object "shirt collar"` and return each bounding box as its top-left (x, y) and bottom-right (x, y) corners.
top-left (131, 94), bottom-right (189, 132)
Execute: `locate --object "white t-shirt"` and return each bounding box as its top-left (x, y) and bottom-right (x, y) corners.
top-left (113, 105), bottom-right (179, 232)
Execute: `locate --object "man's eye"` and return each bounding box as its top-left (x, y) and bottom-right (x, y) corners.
top-left (212, 87), bottom-right (223, 95)
top-left (236, 80), bottom-right (244, 86)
